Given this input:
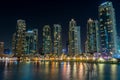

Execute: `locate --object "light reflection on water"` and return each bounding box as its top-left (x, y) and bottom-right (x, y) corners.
top-left (0, 61), bottom-right (120, 80)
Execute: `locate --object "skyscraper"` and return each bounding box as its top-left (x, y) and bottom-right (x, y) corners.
top-left (42, 25), bottom-right (52, 54)
top-left (12, 33), bottom-right (16, 54)
top-left (0, 42), bottom-right (4, 54)
top-left (74, 26), bottom-right (82, 54)
top-left (14, 19), bottom-right (26, 55)
top-left (53, 24), bottom-right (62, 55)
top-left (99, 1), bottom-right (117, 53)
top-left (69, 19), bottom-right (82, 54)
top-left (86, 18), bottom-right (100, 53)
top-left (25, 29), bottom-right (38, 54)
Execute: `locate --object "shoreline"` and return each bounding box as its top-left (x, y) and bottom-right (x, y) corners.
top-left (0, 59), bottom-right (119, 64)
top-left (0, 57), bottom-right (120, 64)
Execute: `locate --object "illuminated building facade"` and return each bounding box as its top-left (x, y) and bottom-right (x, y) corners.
top-left (117, 36), bottom-right (120, 53)
top-left (42, 25), bottom-right (52, 54)
top-left (25, 29), bottom-right (38, 54)
top-left (68, 19), bottom-right (82, 54)
top-left (12, 33), bottom-right (16, 54)
top-left (53, 24), bottom-right (62, 55)
top-left (0, 42), bottom-right (4, 54)
top-left (99, 1), bottom-right (117, 53)
top-left (86, 18), bottom-right (100, 53)
top-left (14, 19), bottom-right (26, 55)
top-left (74, 26), bottom-right (82, 54)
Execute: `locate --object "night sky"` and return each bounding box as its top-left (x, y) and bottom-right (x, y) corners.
top-left (0, 0), bottom-right (120, 51)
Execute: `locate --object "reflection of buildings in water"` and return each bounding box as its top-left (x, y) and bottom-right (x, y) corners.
top-left (1, 61), bottom-right (119, 80)
top-left (44, 61), bottom-right (49, 74)
top-left (67, 62), bottom-right (98, 80)
top-left (51, 62), bottom-right (59, 78)
top-left (111, 64), bottom-right (117, 80)
top-left (97, 64), bottom-right (117, 80)
top-left (66, 62), bottom-right (90, 80)
top-left (83, 63), bottom-right (98, 80)
top-left (98, 64), bottom-right (104, 80)
top-left (62, 62), bottom-right (67, 80)
top-left (78, 63), bottom-right (86, 80)
top-left (62, 62), bottom-right (92, 80)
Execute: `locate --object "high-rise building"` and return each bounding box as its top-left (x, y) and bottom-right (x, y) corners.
top-left (86, 18), bottom-right (100, 53)
top-left (14, 19), bottom-right (26, 55)
top-left (25, 29), bottom-right (38, 54)
top-left (0, 42), bottom-right (4, 54)
top-left (99, 1), bottom-right (117, 53)
top-left (53, 24), bottom-right (62, 55)
top-left (68, 19), bottom-right (82, 54)
top-left (117, 36), bottom-right (120, 53)
top-left (74, 26), bottom-right (82, 54)
top-left (12, 33), bottom-right (16, 54)
top-left (42, 25), bottom-right (52, 54)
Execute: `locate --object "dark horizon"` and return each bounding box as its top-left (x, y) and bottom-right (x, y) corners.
top-left (0, 0), bottom-right (120, 51)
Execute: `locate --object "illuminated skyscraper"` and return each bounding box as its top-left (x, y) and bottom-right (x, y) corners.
top-left (69, 19), bottom-right (82, 54)
top-left (74, 26), bottom-right (82, 54)
top-left (117, 36), bottom-right (120, 53)
top-left (25, 29), bottom-right (38, 54)
top-left (12, 33), bottom-right (16, 54)
top-left (99, 1), bottom-right (117, 53)
top-left (42, 25), bottom-right (52, 54)
top-left (0, 42), bottom-right (4, 54)
top-left (14, 19), bottom-right (26, 55)
top-left (53, 24), bottom-right (62, 55)
top-left (86, 18), bottom-right (100, 53)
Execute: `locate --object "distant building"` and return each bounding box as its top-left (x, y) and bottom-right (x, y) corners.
top-left (42, 25), bottom-right (52, 54)
top-left (53, 24), bottom-right (62, 55)
top-left (25, 29), bottom-right (38, 54)
top-left (14, 19), bottom-right (26, 55)
top-left (68, 19), bottom-right (82, 54)
top-left (86, 18), bottom-right (100, 53)
top-left (98, 1), bottom-right (117, 53)
top-left (74, 26), bottom-right (82, 54)
top-left (12, 33), bottom-right (16, 54)
top-left (0, 42), bottom-right (4, 54)
top-left (117, 36), bottom-right (120, 53)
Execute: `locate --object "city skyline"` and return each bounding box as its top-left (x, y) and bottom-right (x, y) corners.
top-left (0, 0), bottom-right (119, 52)
top-left (0, 1), bottom-right (120, 80)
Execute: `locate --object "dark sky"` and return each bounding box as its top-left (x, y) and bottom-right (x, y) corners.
top-left (0, 0), bottom-right (120, 51)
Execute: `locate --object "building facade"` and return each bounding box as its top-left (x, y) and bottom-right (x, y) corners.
top-left (68, 19), bottom-right (82, 54)
top-left (0, 42), bottom-right (4, 54)
top-left (12, 33), bottom-right (16, 54)
top-left (42, 25), bottom-right (52, 54)
top-left (25, 29), bottom-right (38, 54)
top-left (53, 24), bottom-right (62, 55)
top-left (86, 18), bottom-right (100, 53)
top-left (74, 26), bottom-right (82, 54)
top-left (99, 1), bottom-right (117, 53)
top-left (14, 19), bottom-right (26, 55)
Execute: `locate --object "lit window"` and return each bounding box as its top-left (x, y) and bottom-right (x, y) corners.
top-left (100, 13), bottom-right (102, 15)
top-left (106, 8), bottom-right (109, 10)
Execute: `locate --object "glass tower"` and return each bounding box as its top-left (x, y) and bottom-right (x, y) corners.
top-left (43, 25), bottom-right (52, 54)
top-left (86, 18), bottom-right (100, 53)
top-left (12, 33), bottom-right (16, 54)
top-left (25, 29), bottom-right (38, 54)
top-left (69, 19), bottom-right (82, 54)
top-left (53, 24), bottom-right (62, 55)
top-left (99, 1), bottom-right (117, 53)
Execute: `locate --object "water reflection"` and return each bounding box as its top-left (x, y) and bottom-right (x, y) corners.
top-left (0, 61), bottom-right (120, 80)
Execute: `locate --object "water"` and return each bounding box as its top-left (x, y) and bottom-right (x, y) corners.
top-left (0, 61), bottom-right (120, 80)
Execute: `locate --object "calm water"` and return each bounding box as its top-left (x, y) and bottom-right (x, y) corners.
top-left (0, 61), bottom-right (120, 80)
